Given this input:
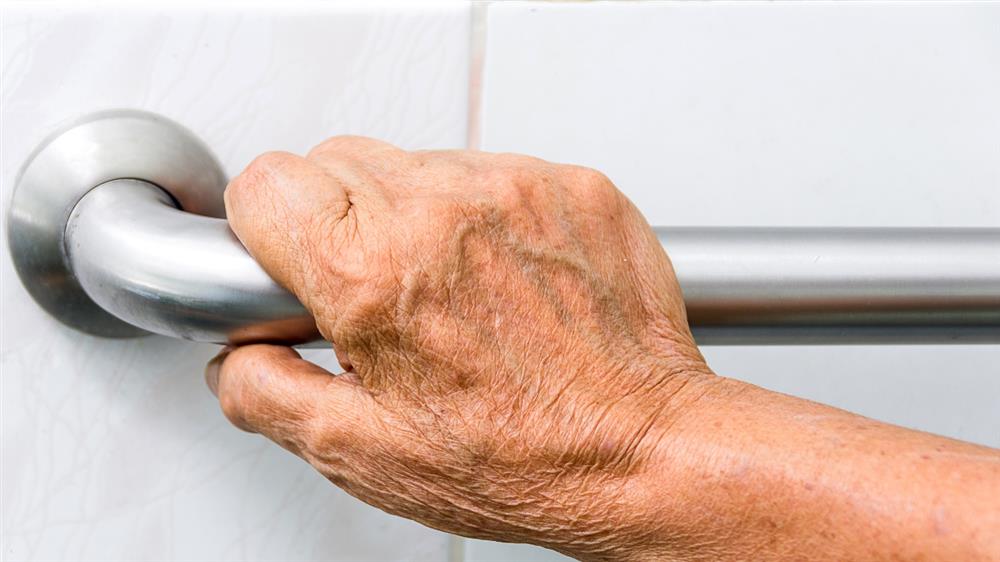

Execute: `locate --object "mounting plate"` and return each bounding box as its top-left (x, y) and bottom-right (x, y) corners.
top-left (6, 109), bottom-right (228, 338)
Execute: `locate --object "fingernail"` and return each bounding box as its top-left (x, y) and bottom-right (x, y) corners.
top-left (205, 345), bottom-right (233, 397)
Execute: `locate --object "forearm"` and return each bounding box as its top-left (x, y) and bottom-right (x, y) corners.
top-left (615, 376), bottom-right (1000, 562)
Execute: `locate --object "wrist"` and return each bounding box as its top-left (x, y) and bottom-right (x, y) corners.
top-left (558, 364), bottom-right (734, 562)
top-left (608, 373), bottom-right (746, 562)
top-left (613, 375), bottom-right (1000, 562)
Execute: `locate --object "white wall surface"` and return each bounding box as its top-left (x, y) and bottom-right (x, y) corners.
top-left (2, 2), bottom-right (998, 562)
top-left (1, 3), bottom-right (469, 560)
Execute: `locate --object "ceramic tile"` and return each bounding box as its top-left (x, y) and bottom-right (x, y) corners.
top-left (461, 541), bottom-right (573, 562)
top-left (480, 1), bottom-right (1000, 228)
top-left (1, 2), bottom-right (469, 560)
top-left (471, 2), bottom-right (999, 559)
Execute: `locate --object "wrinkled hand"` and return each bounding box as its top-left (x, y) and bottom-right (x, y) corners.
top-left (207, 137), bottom-right (717, 560)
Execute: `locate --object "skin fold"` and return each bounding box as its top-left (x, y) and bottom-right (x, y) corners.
top-left (205, 137), bottom-right (1000, 561)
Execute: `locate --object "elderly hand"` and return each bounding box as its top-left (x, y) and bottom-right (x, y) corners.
top-left (207, 137), bottom-right (1000, 562)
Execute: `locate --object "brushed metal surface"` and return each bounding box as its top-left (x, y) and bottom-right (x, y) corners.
top-left (658, 227), bottom-right (1000, 344)
top-left (9, 112), bottom-right (1000, 345)
top-left (6, 109), bottom-right (228, 337)
top-left (65, 180), bottom-right (318, 344)
top-left (61, 181), bottom-right (1000, 345)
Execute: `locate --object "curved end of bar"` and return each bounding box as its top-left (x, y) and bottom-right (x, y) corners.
top-left (66, 179), bottom-right (320, 345)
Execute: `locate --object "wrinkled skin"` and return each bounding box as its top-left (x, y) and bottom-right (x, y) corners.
top-left (209, 137), bottom-right (1000, 562)
top-left (211, 138), bottom-right (715, 559)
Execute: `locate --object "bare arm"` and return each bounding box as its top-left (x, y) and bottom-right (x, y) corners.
top-left (628, 377), bottom-right (1000, 561)
top-left (206, 137), bottom-right (1000, 561)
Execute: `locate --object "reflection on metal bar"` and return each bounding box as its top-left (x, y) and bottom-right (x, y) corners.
top-left (64, 179), bottom-right (1000, 346)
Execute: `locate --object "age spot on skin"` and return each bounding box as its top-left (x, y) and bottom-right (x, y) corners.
top-left (933, 506), bottom-right (951, 536)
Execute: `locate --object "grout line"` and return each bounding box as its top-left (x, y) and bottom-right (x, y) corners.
top-left (465, 0), bottom-right (489, 151)
top-left (448, 530), bottom-right (467, 562)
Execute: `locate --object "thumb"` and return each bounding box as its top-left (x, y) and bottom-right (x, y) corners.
top-left (205, 344), bottom-right (377, 457)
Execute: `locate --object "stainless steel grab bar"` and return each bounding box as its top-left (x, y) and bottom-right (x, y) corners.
top-left (662, 226), bottom-right (1000, 344)
top-left (64, 179), bottom-right (1000, 346)
top-left (65, 179), bottom-right (318, 345)
top-left (9, 110), bottom-right (1000, 346)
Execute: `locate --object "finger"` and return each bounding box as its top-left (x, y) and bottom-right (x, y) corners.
top-left (206, 344), bottom-right (376, 457)
top-left (225, 151), bottom-right (351, 298)
top-left (306, 135), bottom-right (407, 171)
top-left (307, 136), bottom-right (412, 200)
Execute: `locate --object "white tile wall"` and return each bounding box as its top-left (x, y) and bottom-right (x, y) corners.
top-left (4, 2), bottom-right (999, 562)
top-left (480, 1), bottom-right (1000, 228)
top-left (1, 2), bottom-right (469, 561)
top-left (467, 2), bottom-right (1000, 560)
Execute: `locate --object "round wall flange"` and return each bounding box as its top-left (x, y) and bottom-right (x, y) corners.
top-left (6, 109), bottom-right (228, 338)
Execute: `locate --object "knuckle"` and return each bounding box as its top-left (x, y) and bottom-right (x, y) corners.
top-left (227, 151), bottom-right (297, 202)
top-left (494, 176), bottom-right (527, 210)
top-left (308, 135), bottom-right (363, 157)
top-left (490, 165), bottom-right (547, 210)
top-left (496, 152), bottom-right (549, 168)
top-left (564, 165), bottom-right (627, 216)
top-left (244, 151), bottom-right (298, 182)
top-left (308, 135), bottom-right (398, 161)
top-left (567, 165), bottom-right (615, 200)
